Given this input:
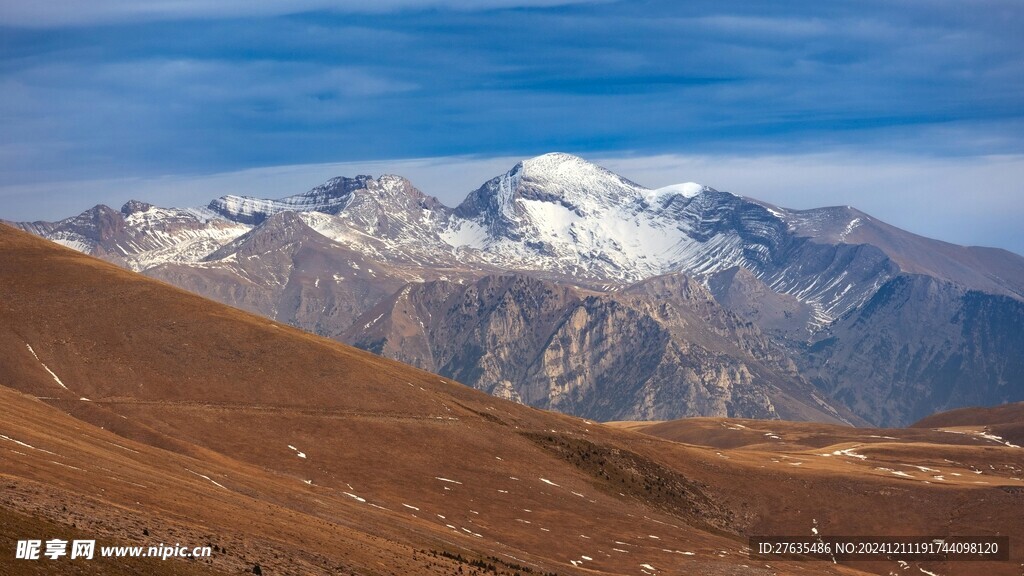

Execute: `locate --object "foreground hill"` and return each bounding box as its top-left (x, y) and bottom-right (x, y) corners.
top-left (1, 225), bottom-right (1022, 576)
top-left (911, 402), bottom-right (1024, 447)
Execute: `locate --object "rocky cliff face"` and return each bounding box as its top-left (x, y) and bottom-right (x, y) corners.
top-left (707, 266), bottom-right (814, 340)
top-left (13, 202), bottom-right (248, 271)
top-left (345, 273), bottom-right (861, 424)
top-left (800, 274), bottom-right (1024, 426)
top-left (147, 212), bottom-right (416, 338)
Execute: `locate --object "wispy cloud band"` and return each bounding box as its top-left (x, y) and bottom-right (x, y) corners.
top-left (0, 0), bottom-right (608, 27)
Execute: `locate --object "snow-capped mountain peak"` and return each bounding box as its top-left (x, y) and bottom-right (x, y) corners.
top-left (647, 182), bottom-right (706, 202)
top-left (454, 153), bottom-right (649, 223)
top-left (441, 154), bottom-right (725, 283)
top-left (121, 199), bottom-right (156, 215)
top-left (20, 152), bottom-right (1024, 332)
top-left (205, 174), bottom-right (444, 227)
top-left (516, 152), bottom-right (648, 211)
top-left (207, 176), bottom-right (366, 225)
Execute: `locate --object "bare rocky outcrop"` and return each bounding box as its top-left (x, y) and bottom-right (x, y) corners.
top-left (345, 273), bottom-right (862, 424)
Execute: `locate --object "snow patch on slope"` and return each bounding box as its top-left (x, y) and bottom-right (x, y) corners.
top-left (25, 343), bottom-right (69, 390)
top-left (647, 182), bottom-right (704, 200)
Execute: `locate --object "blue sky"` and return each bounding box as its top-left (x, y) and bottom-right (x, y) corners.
top-left (1, 0), bottom-right (1023, 253)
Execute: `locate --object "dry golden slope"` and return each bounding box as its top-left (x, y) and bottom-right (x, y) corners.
top-left (1, 223), bottom-right (1022, 576)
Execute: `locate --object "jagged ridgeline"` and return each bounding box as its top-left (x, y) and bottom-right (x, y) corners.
top-left (11, 153), bottom-right (1024, 426)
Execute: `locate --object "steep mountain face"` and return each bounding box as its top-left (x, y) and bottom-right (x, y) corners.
top-left (446, 153), bottom-right (724, 285)
top-left (10, 152), bottom-right (1024, 426)
top-left (443, 154), bottom-right (911, 326)
top-left (207, 174), bottom-right (446, 224)
top-left (707, 266), bottom-right (814, 340)
top-left (208, 174), bottom-right (463, 271)
top-left (146, 212), bottom-right (421, 338)
top-left (14, 201), bottom-right (249, 271)
top-left (210, 175), bottom-right (453, 259)
top-left (779, 202), bottom-right (1024, 299)
top-left (345, 273), bottom-right (861, 424)
top-left (800, 274), bottom-right (1024, 426)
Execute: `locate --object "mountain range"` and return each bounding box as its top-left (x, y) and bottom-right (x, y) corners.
top-left (2, 223), bottom-right (1022, 576)
top-left (11, 152), bottom-right (1024, 426)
